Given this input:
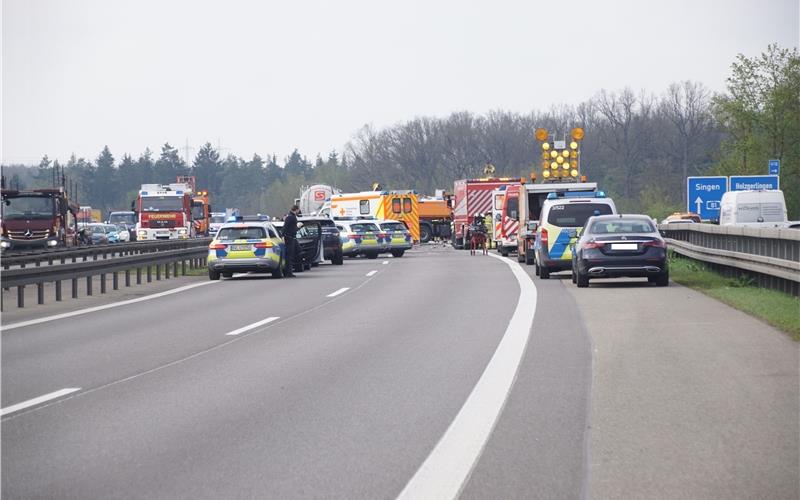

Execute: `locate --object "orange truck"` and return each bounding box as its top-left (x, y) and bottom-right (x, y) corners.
top-left (176, 176), bottom-right (211, 236)
top-left (418, 191), bottom-right (452, 243)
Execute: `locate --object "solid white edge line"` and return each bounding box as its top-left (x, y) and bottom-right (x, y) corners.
top-left (382, 261), bottom-right (389, 265)
top-left (397, 252), bottom-right (537, 500)
top-left (1, 281), bottom-right (219, 332)
top-left (326, 287), bottom-right (350, 297)
top-left (366, 270), bottom-right (378, 277)
top-left (225, 316), bottom-right (280, 336)
top-left (1, 388), bottom-right (81, 416)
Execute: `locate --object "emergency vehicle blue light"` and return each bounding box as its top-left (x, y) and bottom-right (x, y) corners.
top-left (547, 193), bottom-right (558, 199)
top-left (176, 191), bottom-right (183, 195)
top-left (141, 191), bottom-right (148, 195)
top-left (595, 191), bottom-right (606, 198)
top-left (499, 186), bottom-right (507, 191)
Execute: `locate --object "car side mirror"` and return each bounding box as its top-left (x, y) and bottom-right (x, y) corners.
top-left (495, 214), bottom-right (502, 222)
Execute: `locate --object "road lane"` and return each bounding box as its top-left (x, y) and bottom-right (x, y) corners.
top-left (1, 259), bottom-right (388, 406)
top-left (567, 277), bottom-right (799, 500)
top-left (2, 246), bottom-right (521, 498)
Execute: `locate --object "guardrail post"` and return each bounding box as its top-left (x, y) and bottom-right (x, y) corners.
top-left (173, 261), bottom-right (178, 277)
top-left (125, 270), bottom-right (131, 287)
top-left (37, 283), bottom-right (44, 304)
top-left (17, 286), bottom-right (24, 308)
top-left (165, 263), bottom-right (170, 279)
top-left (156, 264), bottom-right (161, 280)
top-left (56, 280), bottom-right (62, 301)
top-left (113, 272), bottom-right (119, 290)
top-left (100, 274), bottom-right (106, 293)
top-left (86, 276), bottom-right (93, 296)
top-left (136, 268), bottom-right (142, 285)
top-left (181, 260), bottom-right (186, 275)
top-left (147, 266), bottom-right (152, 283)
top-left (72, 278), bottom-right (78, 298)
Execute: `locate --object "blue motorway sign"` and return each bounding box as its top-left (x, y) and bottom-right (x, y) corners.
top-left (768, 159), bottom-right (780, 175)
top-left (687, 176), bottom-right (727, 220)
top-left (730, 175), bottom-right (779, 191)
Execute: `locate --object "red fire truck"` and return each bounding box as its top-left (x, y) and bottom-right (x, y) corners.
top-left (135, 183), bottom-right (194, 240)
top-left (452, 177), bottom-right (522, 249)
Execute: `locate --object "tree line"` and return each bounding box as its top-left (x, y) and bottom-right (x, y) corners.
top-left (3, 44), bottom-right (797, 219)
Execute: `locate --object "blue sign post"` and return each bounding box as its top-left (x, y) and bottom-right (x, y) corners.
top-left (687, 176), bottom-right (728, 220)
top-left (729, 175), bottom-right (779, 191)
top-left (768, 159), bottom-right (780, 175)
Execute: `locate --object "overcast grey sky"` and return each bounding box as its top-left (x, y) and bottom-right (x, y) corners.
top-left (2, 0), bottom-right (798, 165)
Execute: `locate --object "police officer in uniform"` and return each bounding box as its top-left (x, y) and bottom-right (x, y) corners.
top-left (283, 205), bottom-right (301, 277)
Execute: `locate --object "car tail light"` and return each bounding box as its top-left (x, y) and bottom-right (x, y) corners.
top-left (209, 242), bottom-right (226, 249)
top-left (541, 227), bottom-right (548, 245)
top-left (254, 241), bottom-right (273, 248)
top-left (643, 239), bottom-right (666, 249)
top-left (349, 234), bottom-right (361, 241)
top-left (582, 241), bottom-right (604, 250)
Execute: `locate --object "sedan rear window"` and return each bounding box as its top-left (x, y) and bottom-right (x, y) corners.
top-left (381, 222), bottom-right (408, 232)
top-left (217, 227), bottom-right (266, 240)
top-left (547, 203), bottom-right (613, 227)
top-left (351, 223), bottom-right (379, 232)
top-left (590, 219), bottom-right (655, 234)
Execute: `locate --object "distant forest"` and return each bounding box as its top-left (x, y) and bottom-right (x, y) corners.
top-left (3, 44), bottom-right (798, 219)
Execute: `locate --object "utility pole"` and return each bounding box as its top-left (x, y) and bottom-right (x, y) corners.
top-left (183, 139), bottom-right (194, 168)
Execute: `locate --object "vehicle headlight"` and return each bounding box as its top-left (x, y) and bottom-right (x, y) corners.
top-left (0, 240), bottom-right (11, 248)
top-left (178, 228), bottom-right (188, 235)
top-left (47, 239), bottom-right (58, 247)
top-left (138, 230), bottom-right (147, 236)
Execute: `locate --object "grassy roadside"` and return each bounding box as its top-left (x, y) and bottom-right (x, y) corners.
top-left (669, 255), bottom-right (800, 341)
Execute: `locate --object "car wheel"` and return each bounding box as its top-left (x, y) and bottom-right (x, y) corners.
top-left (572, 268), bottom-right (577, 284)
top-left (333, 250), bottom-right (344, 265)
top-left (539, 265), bottom-right (550, 279)
top-left (272, 255), bottom-right (284, 279)
top-left (525, 250), bottom-right (534, 265)
top-left (656, 271), bottom-right (669, 287)
top-left (304, 262), bottom-right (312, 271)
top-left (222, 272), bottom-right (233, 278)
top-left (517, 250), bottom-right (525, 263)
top-left (366, 253), bottom-right (378, 259)
top-left (534, 262), bottom-right (540, 276)
top-left (499, 247), bottom-right (508, 257)
top-left (208, 269), bottom-right (220, 281)
top-left (391, 250), bottom-right (404, 257)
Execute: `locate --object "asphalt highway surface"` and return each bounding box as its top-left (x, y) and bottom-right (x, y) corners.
top-left (2, 245), bottom-right (797, 499)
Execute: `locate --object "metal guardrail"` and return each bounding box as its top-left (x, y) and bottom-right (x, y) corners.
top-left (1, 238), bottom-right (212, 269)
top-left (0, 239), bottom-right (211, 309)
top-left (660, 223), bottom-right (800, 296)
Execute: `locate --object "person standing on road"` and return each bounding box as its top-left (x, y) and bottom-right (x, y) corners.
top-left (283, 205), bottom-right (301, 277)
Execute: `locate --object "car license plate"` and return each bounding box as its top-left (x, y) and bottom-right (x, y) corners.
top-left (231, 244), bottom-right (251, 251)
top-left (611, 243), bottom-right (638, 250)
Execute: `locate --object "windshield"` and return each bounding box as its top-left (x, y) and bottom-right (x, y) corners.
top-left (109, 213), bottom-right (136, 225)
top-left (88, 224), bottom-right (107, 234)
top-left (505, 197), bottom-right (519, 219)
top-left (210, 215), bottom-right (227, 224)
top-left (381, 222), bottom-right (407, 232)
top-left (351, 223), bottom-right (380, 232)
top-left (590, 219), bottom-right (655, 234)
top-left (191, 202), bottom-right (204, 219)
top-left (141, 196), bottom-right (183, 212)
top-left (2, 196), bottom-right (55, 220)
top-left (217, 227), bottom-right (266, 240)
top-left (547, 203), bottom-right (614, 227)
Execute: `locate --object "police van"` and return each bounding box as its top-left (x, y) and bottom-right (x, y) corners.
top-left (534, 192), bottom-right (617, 279)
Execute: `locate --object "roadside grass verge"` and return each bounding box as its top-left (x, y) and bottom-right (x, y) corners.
top-left (669, 255), bottom-right (800, 341)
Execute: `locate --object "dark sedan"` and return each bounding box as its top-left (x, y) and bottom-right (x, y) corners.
top-left (300, 216), bottom-right (343, 265)
top-left (571, 214), bottom-right (668, 287)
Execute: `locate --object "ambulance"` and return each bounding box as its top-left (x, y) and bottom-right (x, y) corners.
top-left (326, 191), bottom-right (420, 242)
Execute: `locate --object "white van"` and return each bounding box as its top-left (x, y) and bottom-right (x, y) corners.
top-left (718, 190), bottom-right (788, 227)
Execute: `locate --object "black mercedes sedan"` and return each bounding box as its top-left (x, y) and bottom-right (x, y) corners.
top-left (571, 214), bottom-right (668, 287)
